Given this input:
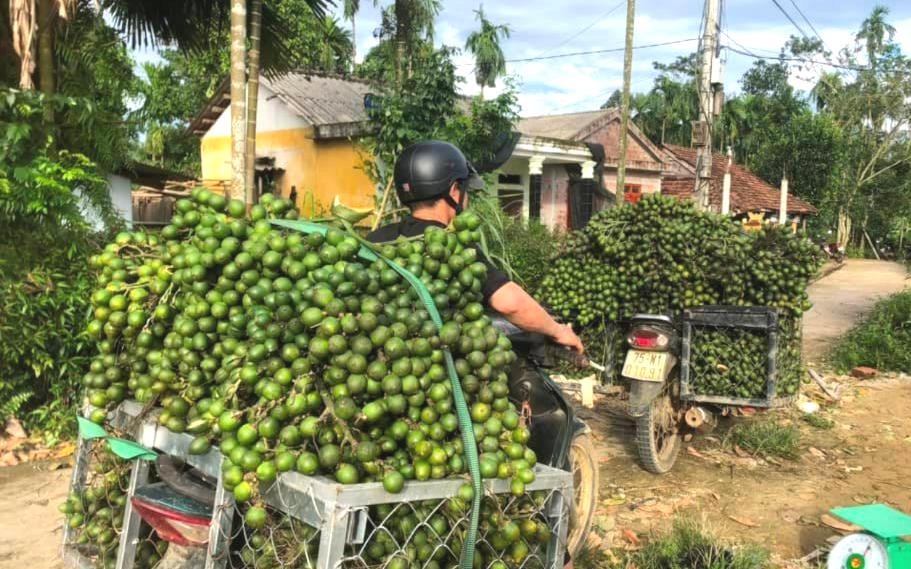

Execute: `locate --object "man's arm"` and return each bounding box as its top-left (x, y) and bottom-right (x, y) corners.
top-left (488, 282), bottom-right (584, 353)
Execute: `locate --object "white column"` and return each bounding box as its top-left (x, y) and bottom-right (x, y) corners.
top-left (528, 155), bottom-right (544, 175)
top-left (581, 160), bottom-right (596, 180)
top-left (779, 176), bottom-right (789, 225)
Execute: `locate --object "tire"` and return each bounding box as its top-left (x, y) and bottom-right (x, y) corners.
top-left (635, 393), bottom-right (682, 474)
top-left (566, 432), bottom-right (599, 559)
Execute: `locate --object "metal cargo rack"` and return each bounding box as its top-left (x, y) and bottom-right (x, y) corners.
top-left (63, 401), bottom-right (574, 569)
top-left (679, 305), bottom-right (802, 408)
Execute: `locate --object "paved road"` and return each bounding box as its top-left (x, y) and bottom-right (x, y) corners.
top-left (802, 259), bottom-right (908, 363)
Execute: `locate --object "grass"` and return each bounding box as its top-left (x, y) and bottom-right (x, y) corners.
top-left (829, 290), bottom-right (911, 374)
top-left (801, 413), bottom-right (834, 430)
top-left (726, 419), bottom-right (801, 460)
top-left (575, 519), bottom-right (770, 569)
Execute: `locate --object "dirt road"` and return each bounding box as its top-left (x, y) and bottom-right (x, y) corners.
top-left (802, 259), bottom-right (908, 363)
top-left (0, 261), bottom-right (907, 569)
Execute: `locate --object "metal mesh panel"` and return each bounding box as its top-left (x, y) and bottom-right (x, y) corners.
top-left (61, 438), bottom-right (167, 569)
top-left (689, 324), bottom-right (770, 399)
top-left (680, 306), bottom-right (803, 407)
top-left (226, 470), bottom-right (570, 569)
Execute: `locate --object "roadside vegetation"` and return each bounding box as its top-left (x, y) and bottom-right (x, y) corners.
top-left (726, 419), bottom-right (801, 460)
top-left (576, 519), bottom-right (769, 569)
top-left (829, 289), bottom-right (911, 373)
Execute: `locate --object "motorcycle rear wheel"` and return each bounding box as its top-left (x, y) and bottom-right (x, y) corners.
top-left (566, 432), bottom-right (599, 558)
top-left (635, 393), bottom-right (681, 474)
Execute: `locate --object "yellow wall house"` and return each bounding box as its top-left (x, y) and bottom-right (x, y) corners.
top-left (190, 73), bottom-right (376, 214)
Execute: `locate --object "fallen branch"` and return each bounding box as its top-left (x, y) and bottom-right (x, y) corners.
top-left (808, 369), bottom-right (841, 401)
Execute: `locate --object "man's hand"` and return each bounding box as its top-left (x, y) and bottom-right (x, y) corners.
top-left (490, 283), bottom-right (586, 353)
top-left (552, 323), bottom-right (584, 354)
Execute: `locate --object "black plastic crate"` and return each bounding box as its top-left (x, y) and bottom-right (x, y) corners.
top-left (680, 306), bottom-right (801, 407)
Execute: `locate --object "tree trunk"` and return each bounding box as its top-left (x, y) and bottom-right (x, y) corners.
top-left (350, 16), bottom-right (356, 69)
top-left (36, 0), bottom-right (54, 120)
top-left (244, 0), bottom-right (262, 204)
top-left (615, 0), bottom-right (636, 205)
top-left (229, 0), bottom-right (248, 202)
top-left (394, 0), bottom-right (406, 85)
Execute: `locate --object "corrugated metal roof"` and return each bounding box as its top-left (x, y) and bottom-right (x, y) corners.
top-left (262, 73), bottom-right (371, 126)
top-left (188, 72), bottom-right (371, 136)
top-left (517, 110), bottom-right (612, 140)
top-left (661, 145), bottom-right (817, 215)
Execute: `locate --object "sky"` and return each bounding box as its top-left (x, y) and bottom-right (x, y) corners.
top-left (332, 0), bottom-right (911, 116)
top-left (129, 0), bottom-right (911, 118)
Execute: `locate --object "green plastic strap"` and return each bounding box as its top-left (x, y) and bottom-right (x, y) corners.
top-left (77, 416), bottom-right (157, 461)
top-left (272, 219), bottom-right (482, 569)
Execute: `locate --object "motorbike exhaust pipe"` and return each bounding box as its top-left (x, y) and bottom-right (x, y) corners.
top-left (684, 406), bottom-right (717, 434)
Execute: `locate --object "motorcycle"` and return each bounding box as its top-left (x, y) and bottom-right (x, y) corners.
top-left (822, 242), bottom-right (846, 263)
top-left (128, 317), bottom-right (599, 566)
top-left (492, 316), bottom-right (600, 559)
top-left (621, 314), bottom-right (684, 474)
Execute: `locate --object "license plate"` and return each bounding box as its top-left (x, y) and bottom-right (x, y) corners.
top-left (622, 350), bottom-right (675, 382)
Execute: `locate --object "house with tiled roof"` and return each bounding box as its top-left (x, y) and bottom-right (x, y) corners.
top-left (190, 72), bottom-right (375, 213)
top-left (495, 109), bottom-right (666, 230)
top-left (660, 145), bottom-right (816, 220)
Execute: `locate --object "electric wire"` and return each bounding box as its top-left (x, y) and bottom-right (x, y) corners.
top-left (787, 0), bottom-right (826, 45)
top-left (540, 0), bottom-right (626, 57)
top-left (502, 38), bottom-right (698, 64)
top-left (769, 0), bottom-right (810, 39)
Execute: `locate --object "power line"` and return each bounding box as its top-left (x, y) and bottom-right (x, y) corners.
top-left (540, 0), bottom-right (626, 57)
top-left (769, 0), bottom-right (809, 39)
top-left (723, 44), bottom-right (866, 71)
top-left (787, 0), bottom-right (826, 46)
top-left (503, 38), bottom-right (698, 64)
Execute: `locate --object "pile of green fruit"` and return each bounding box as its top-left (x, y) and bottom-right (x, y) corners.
top-left (540, 195), bottom-right (821, 396)
top-left (80, 189), bottom-right (549, 565)
top-left (60, 444), bottom-right (167, 569)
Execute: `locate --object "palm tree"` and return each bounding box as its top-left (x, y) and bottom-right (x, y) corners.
top-left (343, 0), bottom-right (358, 67)
top-left (106, 0), bottom-right (329, 202)
top-left (9, 0), bottom-right (75, 102)
top-left (390, 0), bottom-right (440, 83)
top-left (464, 5), bottom-right (510, 98)
top-left (856, 5), bottom-right (895, 71)
top-left (316, 17), bottom-right (354, 72)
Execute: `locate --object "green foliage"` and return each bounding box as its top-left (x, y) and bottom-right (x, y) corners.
top-left (634, 520), bottom-right (769, 569)
top-left (134, 1), bottom-right (355, 174)
top-left (576, 519), bottom-right (769, 569)
top-left (727, 419), bottom-right (801, 460)
top-left (361, 44), bottom-right (519, 192)
top-left (801, 413), bottom-right (834, 430)
top-left (464, 6), bottom-right (511, 90)
top-left (830, 290), bottom-right (911, 373)
top-left (497, 218), bottom-right (561, 294)
top-left (0, 227), bottom-right (101, 436)
top-left (0, 149), bottom-right (118, 231)
top-left (0, 103), bottom-right (116, 433)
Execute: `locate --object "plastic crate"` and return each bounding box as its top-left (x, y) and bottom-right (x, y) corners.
top-left (680, 306), bottom-right (802, 407)
top-left (63, 402), bottom-right (573, 569)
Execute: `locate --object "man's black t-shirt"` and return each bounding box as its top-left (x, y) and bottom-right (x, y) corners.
top-left (366, 217), bottom-right (510, 302)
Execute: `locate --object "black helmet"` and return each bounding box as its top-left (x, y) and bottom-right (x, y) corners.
top-left (394, 141), bottom-right (484, 209)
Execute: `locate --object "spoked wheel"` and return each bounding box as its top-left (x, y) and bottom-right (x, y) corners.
top-left (566, 433), bottom-right (599, 558)
top-left (635, 393), bottom-right (682, 474)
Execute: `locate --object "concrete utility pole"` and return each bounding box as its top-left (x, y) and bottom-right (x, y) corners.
top-left (694, 0), bottom-right (721, 211)
top-left (615, 0), bottom-right (636, 205)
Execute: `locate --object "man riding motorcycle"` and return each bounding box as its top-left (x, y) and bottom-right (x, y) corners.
top-left (366, 140), bottom-right (583, 354)
top-left (367, 140), bottom-right (584, 568)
